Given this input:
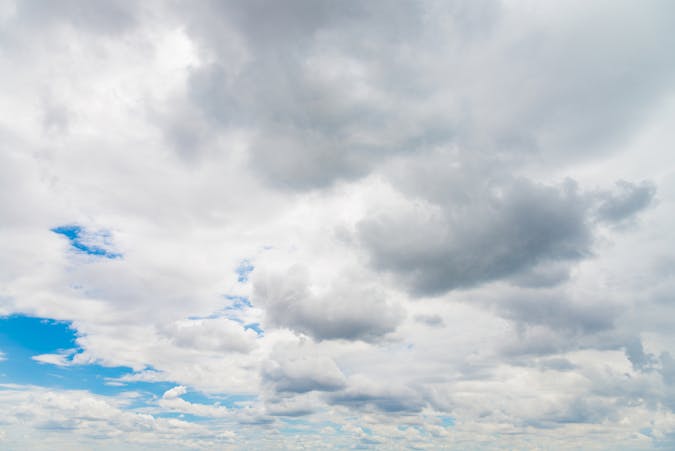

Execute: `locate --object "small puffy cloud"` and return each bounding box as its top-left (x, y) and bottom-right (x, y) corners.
top-left (162, 385), bottom-right (187, 400)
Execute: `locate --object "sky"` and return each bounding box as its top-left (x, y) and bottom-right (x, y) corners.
top-left (1, 0), bottom-right (675, 449)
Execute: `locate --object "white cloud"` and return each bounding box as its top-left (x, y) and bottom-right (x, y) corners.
top-left (162, 385), bottom-right (187, 400)
top-left (31, 351), bottom-right (75, 367)
top-left (1, 0), bottom-right (675, 449)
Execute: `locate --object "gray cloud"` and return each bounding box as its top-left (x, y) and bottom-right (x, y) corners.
top-left (508, 261), bottom-right (572, 289)
top-left (164, 1), bottom-right (506, 188)
top-left (2, 0), bottom-right (675, 448)
top-left (660, 352), bottom-right (675, 386)
top-left (328, 377), bottom-right (426, 414)
top-left (538, 358), bottom-right (577, 372)
top-left (262, 356), bottom-right (346, 394)
top-left (413, 313), bottom-right (444, 328)
top-left (498, 291), bottom-right (617, 335)
top-left (157, 0), bottom-right (675, 193)
top-left (359, 179), bottom-right (592, 295)
top-left (253, 266), bottom-right (403, 341)
top-left (596, 180), bottom-right (656, 224)
top-left (624, 337), bottom-right (657, 373)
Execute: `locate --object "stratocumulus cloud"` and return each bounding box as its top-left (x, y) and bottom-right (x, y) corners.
top-left (1, 1), bottom-right (674, 449)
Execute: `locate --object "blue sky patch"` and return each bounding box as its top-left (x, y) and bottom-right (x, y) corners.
top-left (440, 416), bottom-right (455, 427)
top-left (0, 315), bottom-right (131, 394)
top-left (224, 295), bottom-right (252, 309)
top-left (244, 322), bottom-right (264, 336)
top-left (0, 315), bottom-right (77, 353)
top-left (0, 315), bottom-right (183, 399)
top-left (52, 224), bottom-right (121, 259)
top-left (235, 259), bottom-right (254, 283)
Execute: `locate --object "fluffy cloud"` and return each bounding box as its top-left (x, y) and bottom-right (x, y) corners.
top-left (253, 266), bottom-right (403, 341)
top-left (1, 0), bottom-right (675, 449)
top-left (262, 355), bottom-right (346, 394)
top-left (359, 178), bottom-right (593, 295)
top-left (160, 318), bottom-right (257, 354)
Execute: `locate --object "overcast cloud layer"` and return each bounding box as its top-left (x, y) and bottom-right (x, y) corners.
top-left (1, 0), bottom-right (675, 449)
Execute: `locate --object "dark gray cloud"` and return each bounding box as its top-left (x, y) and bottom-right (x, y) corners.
top-left (2, 0), bottom-right (675, 447)
top-left (358, 172), bottom-right (660, 297)
top-left (155, 0), bottom-right (675, 193)
top-left (624, 337), bottom-right (657, 373)
top-left (253, 266), bottom-right (403, 341)
top-left (596, 180), bottom-right (656, 224)
top-left (359, 179), bottom-right (592, 295)
top-left (508, 261), bottom-right (572, 289)
top-left (162, 1), bottom-right (506, 188)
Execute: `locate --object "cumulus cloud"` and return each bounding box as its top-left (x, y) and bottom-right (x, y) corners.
top-left (162, 385), bottom-right (187, 400)
top-left (253, 266), bottom-right (403, 341)
top-left (262, 354), bottom-right (346, 394)
top-left (328, 376), bottom-right (426, 414)
top-left (359, 178), bottom-right (593, 295)
top-left (161, 318), bottom-right (257, 354)
top-left (596, 180), bottom-right (656, 224)
top-left (1, 0), bottom-right (675, 449)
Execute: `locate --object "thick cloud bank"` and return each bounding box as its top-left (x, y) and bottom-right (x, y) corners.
top-left (1, 0), bottom-right (675, 449)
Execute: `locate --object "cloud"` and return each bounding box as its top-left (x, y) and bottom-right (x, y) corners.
top-left (253, 266), bottom-right (403, 341)
top-left (497, 290), bottom-right (617, 335)
top-left (262, 355), bottom-right (346, 394)
top-left (162, 385), bottom-right (187, 400)
top-left (161, 317), bottom-right (257, 354)
top-left (359, 178), bottom-right (593, 295)
top-left (32, 351), bottom-right (76, 366)
top-left (596, 180), bottom-right (656, 224)
top-left (1, 0), bottom-right (675, 449)
top-left (0, 385), bottom-right (236, 448)
top-left (413, 314), bottom-right (444, 328)
top-left (13, 0), bottom-right (137, 35)
top-left (158, 390), bottom-right (231, 418)
top-left (328, 376), bottom-right (426, 414)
